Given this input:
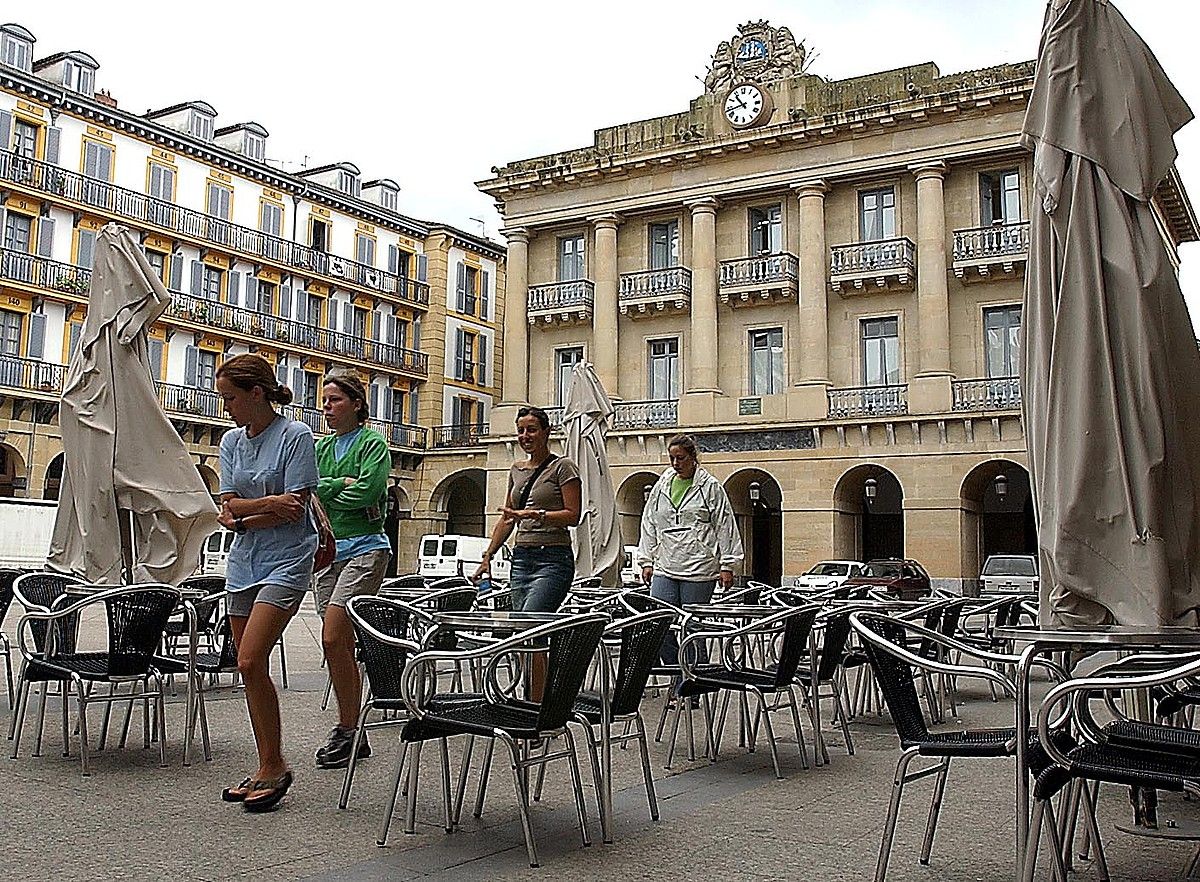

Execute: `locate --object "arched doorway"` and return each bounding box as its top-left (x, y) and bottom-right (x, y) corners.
top-left (960, 460), bottom-right (1035, 578)
top-left (615, 471), bottom-right (660, 547)
top-left (0, 444), bottom-right (27, 498)
top-left (724, 469), bottom-right (783, 587)
top-left (43, 452), bottom-right (65, 501)
top-left (384, 482), bottom-right (412, 576)
top-left (833, 464), bottom-right (905, 561)
top-left (432, 469), bottom-right (487, 537)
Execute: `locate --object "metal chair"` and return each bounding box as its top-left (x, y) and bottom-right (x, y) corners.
top-left (0, 568), bottom-right (19, 708)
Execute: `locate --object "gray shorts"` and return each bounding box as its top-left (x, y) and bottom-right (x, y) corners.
top-left (226, 582), bottom-right (308, 618)
top-left (312, 548), bottom-right (390, 616)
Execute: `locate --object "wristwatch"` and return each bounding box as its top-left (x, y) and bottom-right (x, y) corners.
top-left (535, 509), bottom-right (547, 526)
top-left (233, 516), bottom-right (246, 534)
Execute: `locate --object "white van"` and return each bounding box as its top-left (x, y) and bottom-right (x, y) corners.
top-left (200, 528), bottom-right (235, 576)
top-left (619, 545), bottom-right (642, 586)
top-left (418, 534), bottom-right (511, 582)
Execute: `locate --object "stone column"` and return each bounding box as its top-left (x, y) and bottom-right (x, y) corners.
top-left (591, 215), bottom-right (620, 397)
top-left (686, 198), bottom-right (720, 393)
top-left (794, 180), bottom-right (830, 385)
top-left (909, 162), bottom-right (953, 414)
top-left (500, 227), bottom-right (529, 404)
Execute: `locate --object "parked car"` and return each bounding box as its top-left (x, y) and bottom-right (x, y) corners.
top-left (793, 560), bottom-right (864, 591)
top-left (843, 558), bottom-right (933, 601)
top-left (418, 533), bottom-right (512, 582)
top-left (200, 527), bottom-right (234, 576)
top-left (980, 553), bottom-right (1039, 594)
top-left (619, 545), bottom-right (642, 586)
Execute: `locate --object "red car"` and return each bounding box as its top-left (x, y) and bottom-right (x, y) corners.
top-left (842, 558), bottom-right (932, 601)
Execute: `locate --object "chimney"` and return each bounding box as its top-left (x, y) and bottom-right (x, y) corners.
top-left (94, 89), bottom-right (117, 109)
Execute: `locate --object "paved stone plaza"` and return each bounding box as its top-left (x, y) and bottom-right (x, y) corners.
top-left (0, 603), bottom-right (1194, 881)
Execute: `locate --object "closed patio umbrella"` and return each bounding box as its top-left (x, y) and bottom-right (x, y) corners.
top-left (1021, 0), bottom-right (1200, 626)
top-left (48, 223), bottom-right (218, 585)
top-left (562, 361), bottom-right (620, 584)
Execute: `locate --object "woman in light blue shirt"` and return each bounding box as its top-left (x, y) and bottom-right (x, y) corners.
top-left (215, 354), bottom-right (318, 813)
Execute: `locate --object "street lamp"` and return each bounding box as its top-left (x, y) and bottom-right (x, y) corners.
top-left (864, 477), bottom-right (878, 501)
top-left (748, 481), bottom-right (761, 505)
top-left (643, 484), bottom-right (653, 503)
top-left (994, 473), bottom-right (1009, 499)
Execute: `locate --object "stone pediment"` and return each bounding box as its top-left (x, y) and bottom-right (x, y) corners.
top-left (704, 21), bottom-right (805, 93)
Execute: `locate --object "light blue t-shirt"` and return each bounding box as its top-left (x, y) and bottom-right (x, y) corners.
top-left (219, 416), bottom-right (320, 592)
top-left (330, 427), bottom-right (391, 563)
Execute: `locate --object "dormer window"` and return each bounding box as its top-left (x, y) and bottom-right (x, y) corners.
top-left (0, 28), bottom-right (33, 73)
top-left (338, 169), bottom-right (360, 198)
top-left (244, 132), bottom-right (265, 163)
top-left (63, 59), bottom-right (95, 95)
top-left (380, 188), bottom-right (397, 212)
top-left (190, 111), bottom-right (214, 142)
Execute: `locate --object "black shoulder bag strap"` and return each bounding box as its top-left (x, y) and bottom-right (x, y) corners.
top-left (516, 454), bottom-right (559, 510)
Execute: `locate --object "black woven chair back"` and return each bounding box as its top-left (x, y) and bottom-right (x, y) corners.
top-left (347, 596), bottom-right (414, 702)
top-left (916, 598), bottom-right (968, 661)
top-left (537, 617), bottom-right (607, 732)
top-left (426, 575), bottom-right (472, 593)
top-left (609, 610), bottom-right (675, 717)
top-left (619, 592), bottom-right (668, 615)
top-left (995, 597), bottom-right (1025, 629)
top-left (212, 615), bottom-right (238, 670)
top-left (13, 572), bottom-right (81, 655)
top-left (772, 590), bottom-right (807, 607)
top-left (487, 589), bottom-right (514, 612)
top-left (0, 568), bottom-right (18, 626)
top-left (179, 575), bottom-right (226, 630)
top-left (382, 574), bottom-right (428, 593)
top-left (106, 588), bottom-right (179, 677)
top-left (770, 606), bottom-right (820, 688)
top-left (815, 610), bottom-right (854, 683)
top-left (859, 616), bottom-right (930, 744)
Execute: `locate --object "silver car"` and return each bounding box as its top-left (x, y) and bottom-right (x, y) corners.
top-left (980, 554), bottom-right (1039, 594)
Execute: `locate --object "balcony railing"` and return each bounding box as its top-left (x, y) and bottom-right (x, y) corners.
top-left (613, 399), bottom-right (678, 429)
top-left (618, 267), bottom-right (692, 316)
top-left (952, 223), bottom-right (1031, 280)
top-left (829, 238), bottom-right (916, 293)
top-left (156, 382), bottom-right (226, 421)
top-left (827, 384), bottom-right (909, 418)
top-left (0, 353), bottom-right (67, 396)
top-left (952, 376), bottom-right (1022, 411)
top-left (169, 291), bottom-right (428, 376)
top-left (0, 153), bottom-right (429, 307)
top-left (718, 253), bottom-right (799, 305)
top-left (432, 424), bottom-right (485, 448)
top-left (527, 280), bottom-right (594, 324)
top-left (0, 248), bottom-right (91, 295)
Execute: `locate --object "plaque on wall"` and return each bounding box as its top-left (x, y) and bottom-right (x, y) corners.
top-left (738, 397), bottom-right (763, 416)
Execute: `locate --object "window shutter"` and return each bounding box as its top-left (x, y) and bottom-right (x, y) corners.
top-left (416, 253), bottom-right (427, 282)
top-left (27, 312), bottom-right (46, 359)
top-left (384, 387), bottom-right (394, 422)
top-left (455, 262), bottom-right (466, 312)
top-left (68, 322), bottom-right (82, 360)
top-left (244, 273), bottom-right (256, 310)
top-left (227, 270), bottom-right (240, 306)
top-left (327, 298), bottom-right (338, 331)
top-left (169, 255), bottom-right (183, 291)
top-left (387, 244), bottom-right (398, 274)
top-left (481, 270), bottom-right (490, 320)
top-left (454, 327), bottom-right (465, 380)
top-left (77, 229), bottom-right (96, 269)
top-left (98, 145), bottom-right (112, 181)
top-left (343, 302), bottom-right (353, 336)
top-left (275, 358), bottom-right (287, 387)
top-left (45, 127), bottom-right (61, 165)
top-left (451, 396), bottom-right (462, 428)
top-left (190, 260), bottom-right (203, 295)
top-left (184, 346), bottom-right (199, 386)
top-left (412, 317), bottom-right (422, 349)
top-left (408, 387), bottom-right (419, 424)
top-left (478, 334), bottom-right (488, 386)
top-left (291, 368), bottom-right (304, 398)
top-left (0, 111), bottom-right (11, 154)
top-left (369, 383), bottom-right (379, 417)
top-left (386, 314), bottom-right (397, 346)
top-left (37, 217), bottom-right (54, 258)
top-left (370, 311), bottom-right (380, 341)
top-left (280, 285), bottom-right (292, 319)
top-left (148, 338), bottom-right (164, 380)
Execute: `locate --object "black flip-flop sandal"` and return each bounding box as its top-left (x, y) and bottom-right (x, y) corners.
top-left (222, 777), bottom-right (257, 802)
top-left (243, 770), bottom-right (294, 813)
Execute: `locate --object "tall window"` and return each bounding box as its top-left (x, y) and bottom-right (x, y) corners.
top-left (1, 33), bottom-right (32, 71)
top-left (984, 305), bottom-right (1021, 377)
top-left (260, 202), bottom-right (283, 238)
top-left (3, 212), bottom-right (33, 253)
top-left (205, 182), bottom-right (232, 220)
top-left (144, 249), bottom-right (166, 284)
top-left (649, 221), bottom-right (679, 269)
top-left (82, 140), bottom-right (112, 206)
top-left (256, 280), bottom-right (275, 315)
top-left (355, 232), bottom-right (376, 266)
top-left (749, 205), bottom-right (782, 255)
top-left (647, 338), bottom-right (679, 400)
top-left (980, 170), bottom-right (1021, 226)
top-left (63, 60), bottom-right (94, 95)
top-left (310, 218), bottom-right (329, 252)
top-left (303, 372), bottom-right (320, 409)
top-left (196, 350), bottom-right (217, 390)
top-left (11, 119), bottom-right (37, 158)
top-left (148, 162), bottom-right (176, 226)
top-left (455, 329), bottom-right (477, 383)
top-left (75, 228), bottom-right (98, 269)
top-left (861, 317), bottom-right (900, 386)
top-left (859, 187), bottom-right (896, 241)
top-left (558, 235), bottom-right (585, 281)
top-left (556, 346), bottom-right (584, 406)
top-left (201, 266), bottom-right (223, 301)
top-left (0, 309), bottom-right (22, 356)
top-left (748, 328), bottom-right (784, 395)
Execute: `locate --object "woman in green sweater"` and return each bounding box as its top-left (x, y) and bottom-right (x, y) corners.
top-left (312, 373), bottom-right (392, 769)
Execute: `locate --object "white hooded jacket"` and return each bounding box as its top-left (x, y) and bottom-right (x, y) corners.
top-left (636, 466), bottom-right (744, 581)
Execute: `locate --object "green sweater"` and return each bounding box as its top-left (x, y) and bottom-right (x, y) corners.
top-left (314, 426), bottom-right (390, 539)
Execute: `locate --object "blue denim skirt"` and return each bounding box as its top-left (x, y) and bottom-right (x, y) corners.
top-left (509, 544), bottom-right (575, 612)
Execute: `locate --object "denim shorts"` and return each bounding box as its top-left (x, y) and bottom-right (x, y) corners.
top-left (510, 544), bottom-right (575, 612)
top-left (226, 582), bottom-right (307, 618)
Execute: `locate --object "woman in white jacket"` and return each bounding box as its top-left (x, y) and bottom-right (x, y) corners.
top-left (636, 434), bottom-right (744, 665)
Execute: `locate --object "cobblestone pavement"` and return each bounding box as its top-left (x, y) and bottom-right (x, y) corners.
top-left (0, 601), bottom-right (1194, 881)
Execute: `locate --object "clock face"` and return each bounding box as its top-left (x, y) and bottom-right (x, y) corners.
top-left (724, 83), bottom-right (768, 128)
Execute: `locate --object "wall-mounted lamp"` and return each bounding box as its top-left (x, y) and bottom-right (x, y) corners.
top-left (994, 473), bottom-right (1009, 498)
top-left (749, 480), bottom-right (761, 504)
top-left (643, 484), bottom-right (653, 503)
top-left (864, 477), bottom-right (878, 501)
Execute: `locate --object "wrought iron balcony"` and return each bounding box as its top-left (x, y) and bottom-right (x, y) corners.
top-left (618, 267), bottom-right (691, 317)
top-left (0, 353), bottom-right (66, 397)
top-left (829, 238), bottom-right (916, 293)
top-left (0, 153), bottom-right (430, 308)
top-left (952, 223), bottom-right (1030, 281)
top-left (431, 424), bottom-right (485, 448)
top-left (157, 382), bottom-right (226, 421)
top-left (827, 384), bottom-right (909, 418)
top-left (0, 248), bottom-right (91, 296)
top-left (718, 253), bottom-right (798, 306)
top-left (952, 376), bottom-right (1021, 411)
top-left (527, 280), bottom-right (594, 327)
